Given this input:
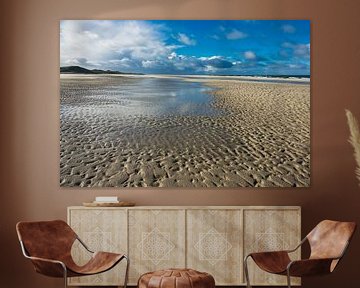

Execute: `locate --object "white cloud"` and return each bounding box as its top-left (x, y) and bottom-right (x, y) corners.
top-left (226, 29), bottom-right (247, 40)
top-left (199, 55), bottom-right (221, 61)
top-left (167, 52), bottom-right (177, 60)
top-left (61, 20), bottom-right (242, 74)
top-left (199, 56), bottom-right (234, 68)
top-left (232, 60), bottom-right (242, 65)
top-left (281, 24), bottom-right (296, 33)
top-left (60, 20), bottom-right (173, 70)
top-left (177, 33), bottom-right (196, 46)
top-left (170, 55), bottom-right (201, 71)
top-left (282, 42), bottom-right (310, 57)
top-left (294, 43), bottom-right (310, 56)
top-left (108, 58), bottom-right (133, 68)
top-left (244, 51), bottom-right (256, 60)
top-left (167, 54), bottom-right (235, 73)
top-left (142, 60), bottom-right (157, 68)
top-left (204, 65), bottom-right (218, 73)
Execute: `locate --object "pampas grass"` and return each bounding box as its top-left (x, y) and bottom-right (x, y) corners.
top-left (346, 109), bottom-right (360, 186)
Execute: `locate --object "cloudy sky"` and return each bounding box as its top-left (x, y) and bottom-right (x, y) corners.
top-left (60, 20), bottom-right (310, 75)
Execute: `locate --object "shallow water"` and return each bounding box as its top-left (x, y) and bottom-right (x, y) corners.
top-left (61, 76), bottom-right (220, 117)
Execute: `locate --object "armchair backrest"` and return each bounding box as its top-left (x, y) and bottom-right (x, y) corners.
top-left (16, 220), bottom-right (77, 261)
top-left (307, 220), bottom-right (356, 261)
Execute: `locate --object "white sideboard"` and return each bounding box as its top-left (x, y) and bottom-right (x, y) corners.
top-left (67, 206), bottom-right (301, 286)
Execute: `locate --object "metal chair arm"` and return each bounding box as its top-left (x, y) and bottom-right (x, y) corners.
top-left (25, 255), bottom-right (66, 268)
top-left (285, 237), bottom-right (307, 253)
top-left (20, 240), bottom-right (66, 267)
top-left (76, 236), bottom-right (95, 253)
top-left (244, 236), bottom-right (307, 260)
top-left (20, 240), bottom-right (67, 278)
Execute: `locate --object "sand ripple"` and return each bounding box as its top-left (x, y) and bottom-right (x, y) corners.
top-left (60, 76), bottom-right (310, 187)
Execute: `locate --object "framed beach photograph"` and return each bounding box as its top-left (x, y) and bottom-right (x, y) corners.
top-left (60, 20), bottom-right (310, 188)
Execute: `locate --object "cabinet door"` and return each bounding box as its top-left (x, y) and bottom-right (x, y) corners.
top-left (187, 209), bottom-right (243, 285)
top-left (68, 208), bottom-right (128, 286)
top-left (128, 209), bottom-right (186, 284)
top-left (243, 209), bottom-right (301, 286)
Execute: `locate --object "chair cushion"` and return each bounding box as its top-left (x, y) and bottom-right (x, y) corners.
top-left (138, 268), bottom-right (215, 288)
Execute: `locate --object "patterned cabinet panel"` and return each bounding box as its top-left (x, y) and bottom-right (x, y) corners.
top-left (187, 209), bottom-right (243, 285)
top-left (67, 206), bottom-right (300, 286)
top-left (68, 208), bottom-right (127, 286)
top-left (128, 209), bottom-right (186, 284)
top-left (243, 209), bottom-right (301, 286)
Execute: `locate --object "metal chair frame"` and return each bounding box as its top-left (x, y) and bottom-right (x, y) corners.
top-left (19, 234), bottom-right (129, 288)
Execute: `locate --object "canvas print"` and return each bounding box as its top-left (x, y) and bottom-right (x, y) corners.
top-left (60, 20), bottom-right (310, 188)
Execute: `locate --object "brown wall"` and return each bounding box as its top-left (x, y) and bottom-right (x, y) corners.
top-left (1, 0), bottom-right (360, 287)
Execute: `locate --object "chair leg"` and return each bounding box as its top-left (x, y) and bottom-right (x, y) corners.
top-left (286, 269), bottom-right (291, 288)
top-left (62, 264), bottom-right (68, 288)
top-left (244, 255), bottom-right (252, 288)
top-left (123, 255), bottom-right (130, 288)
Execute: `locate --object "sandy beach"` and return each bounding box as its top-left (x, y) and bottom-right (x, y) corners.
top-left (60, 75), bottom-right (310, 187)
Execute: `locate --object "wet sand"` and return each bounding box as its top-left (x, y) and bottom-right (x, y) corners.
top-left (60, 75), bottom-right (310, 187)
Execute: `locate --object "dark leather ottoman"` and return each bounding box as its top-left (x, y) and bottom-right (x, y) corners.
top-left (138, 268), bottom-right (215, 288)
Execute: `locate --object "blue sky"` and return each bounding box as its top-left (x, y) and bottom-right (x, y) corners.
top-left (60, 20), bottom-right (310, 75)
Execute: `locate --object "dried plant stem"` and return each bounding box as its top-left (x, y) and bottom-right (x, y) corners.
top-left (346, 109), bottom-right (360, 186)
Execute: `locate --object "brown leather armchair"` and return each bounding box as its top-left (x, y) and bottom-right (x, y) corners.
top-left (16, 220), bottom-right (129, 288)
top-left (244, 220), bottom-right (356, 288)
